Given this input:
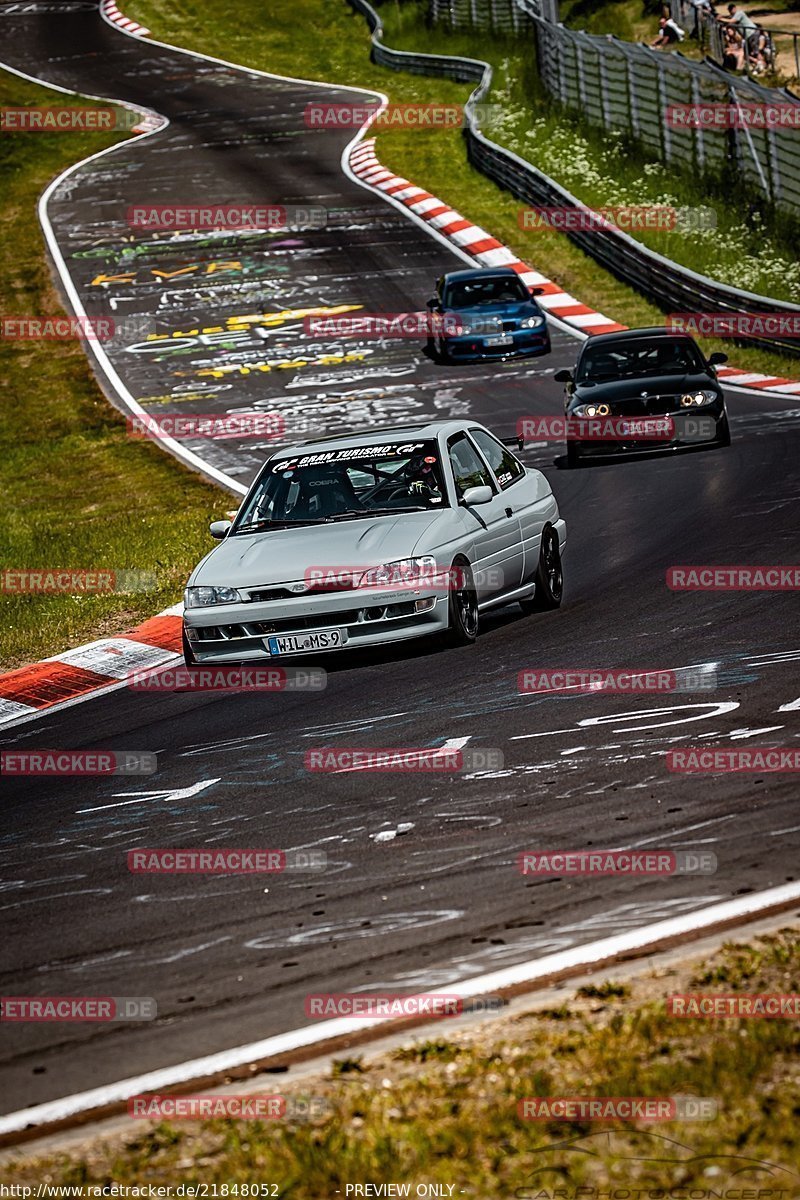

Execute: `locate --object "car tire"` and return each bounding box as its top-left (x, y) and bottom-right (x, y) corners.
top-left (715, 411), bottom-right (731, 447)
top-left (520, 526), bottom-right (563, 613)
top-left (567, 440), bottom-right (582, 468)
top-left (445, 558), bottom-right (479, 646)
top-left (182, 629), bottom-right (198, 667)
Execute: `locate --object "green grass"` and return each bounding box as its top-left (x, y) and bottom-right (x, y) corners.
top-left (0, 72), bottom-right (232, 670)
top-left (4, 928), bottom-right (798, 1192)
top-left (125, 0), bottom-right (800, 379)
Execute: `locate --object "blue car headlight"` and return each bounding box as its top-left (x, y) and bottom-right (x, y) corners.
top-left (184, 585), bottom-right (242, 608)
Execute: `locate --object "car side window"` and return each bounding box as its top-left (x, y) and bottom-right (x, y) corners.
top-left (447, 434), bottom-right (493, 497)
top-left (469, 430), bottom-right (525, 490)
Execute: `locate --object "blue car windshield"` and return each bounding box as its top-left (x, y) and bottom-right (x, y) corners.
top-left (444, 276), bottom-right (530, 308)
top-left (233, 440), bottom-right (448, 530)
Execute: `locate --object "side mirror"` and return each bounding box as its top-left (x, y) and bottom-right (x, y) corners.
top-left (554, 369), bottom-right (573, 383)
top-left (426, 295), bottom-right (440, 309)
top-left (708, 351), bottom-right (728, 365)
top-left (461, 485), bottom-right (493, 506)
top-left (209, 520), bottom-right (232, 540)
top-left (530, 286), bottom-right (546, 296)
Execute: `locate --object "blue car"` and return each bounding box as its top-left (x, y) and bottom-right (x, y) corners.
top-left (426, 266), bottom-right (551, 363)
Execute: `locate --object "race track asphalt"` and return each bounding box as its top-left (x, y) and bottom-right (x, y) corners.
top-left (1, 0), bottom-right (799, 1115)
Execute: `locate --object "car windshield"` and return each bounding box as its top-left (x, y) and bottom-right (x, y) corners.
top-left (444, 275), bottom-right (529, 309)
top-left (233, 440), bottom-right (448, 531)
top-left (576, 337), bottom-right (706, 382)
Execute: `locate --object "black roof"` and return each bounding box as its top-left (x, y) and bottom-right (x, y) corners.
top-left (581, 326), bottom-right (697, 348)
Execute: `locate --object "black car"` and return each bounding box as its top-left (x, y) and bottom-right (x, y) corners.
top-left (426, 267), bottom-right (551, 363)
top-left (554, 328), bottom-right (731, 467)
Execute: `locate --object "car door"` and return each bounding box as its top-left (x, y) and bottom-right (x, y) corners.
top-left (446, 432), bottom-right (523, 600)
top-left (469, 428), bottom-right (551, 583)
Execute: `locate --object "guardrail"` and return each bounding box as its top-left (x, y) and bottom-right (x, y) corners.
top-left (346, 0), bottom-right (800, 356)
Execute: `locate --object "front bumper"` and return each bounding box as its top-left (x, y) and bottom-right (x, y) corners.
top-left (443, 329), bottom-right (550, 361)
top-left (568, 407), bottom-right (725, 458)
top-left (183, 586), bottom-right (451, 662)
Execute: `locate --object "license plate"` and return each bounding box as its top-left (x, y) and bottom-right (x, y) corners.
top-left (485, 334), bottom-right (514, 347)
top-left (266, 629), bottom-right (346, 655)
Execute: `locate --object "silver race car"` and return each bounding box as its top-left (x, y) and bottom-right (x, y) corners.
top-left (182, 420), bottom-right (566, 663)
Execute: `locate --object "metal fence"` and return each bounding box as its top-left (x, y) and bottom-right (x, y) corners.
top-left (347, 0), bottom-right (800, 352)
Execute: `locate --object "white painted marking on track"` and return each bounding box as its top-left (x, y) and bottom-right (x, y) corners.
top-left (76, 779), bottom-right (219, 814)
top-left (2, 881), bottom-right (799, 1136)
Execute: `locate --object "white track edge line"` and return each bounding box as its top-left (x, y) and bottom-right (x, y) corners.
top-left (1, 880), bottom-right (798, 1137)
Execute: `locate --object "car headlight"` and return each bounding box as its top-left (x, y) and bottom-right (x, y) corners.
top-left (573, 403), bottom-right (611, 418)
top-left (520, 315), bottom-right (546, 329)
top-left (358, 556), bottom-right (438, 589)
top-left (184, 585), bottom-right (242, 608)
top-left (680, 390), bottom-right (717, 406)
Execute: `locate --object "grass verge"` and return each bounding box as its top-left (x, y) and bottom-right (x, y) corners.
top-left (125, 0), bottom-right (800, 379)
top-left (3, 928), bottom-right (798, 1191)
top-left (0, 73), bottom-right (231, 671)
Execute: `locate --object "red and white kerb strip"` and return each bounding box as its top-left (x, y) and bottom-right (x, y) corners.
top-left (99, 0), bottom-right (150, 38)
top-left (348, 137), bottom-right (800, 394)
top-left (348, 138), bottom-right (623, 337)
top-left (0, 605), bottom-right (182, 727)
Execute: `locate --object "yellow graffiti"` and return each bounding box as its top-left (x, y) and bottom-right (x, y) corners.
top-left (192, 350), bottom-right (367, 379)
top-left (138, 305), bottom-right (363, 343)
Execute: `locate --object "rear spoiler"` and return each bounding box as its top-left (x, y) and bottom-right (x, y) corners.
top-left (502, 435), bottom-right (525, 450)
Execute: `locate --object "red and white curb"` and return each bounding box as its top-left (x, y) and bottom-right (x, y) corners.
top-left (99, 0), bottom-right (150, 38)
top-left (348, 137), bottom-right (800, 395)
top-left (0, 606), bottom-right (182, 729)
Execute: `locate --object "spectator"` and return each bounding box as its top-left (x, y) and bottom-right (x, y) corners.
top-left (651, 14), bottom-right (685, 45)
top-left (720, 3), bottom-right (759, 54)
top-left (751, 28), bottom-right (773, 72)
top-left (722, 26), bottom-right (746, 68)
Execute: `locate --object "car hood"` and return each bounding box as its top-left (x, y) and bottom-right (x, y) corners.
top-left (571, 371), bottom-right (716, 404)
top-left (190, 511), bottom-right (447, 587)
top-left (446, 300), bottom-right (541, 323)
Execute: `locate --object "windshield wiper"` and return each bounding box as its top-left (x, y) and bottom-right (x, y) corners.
top-left (234, 518), bottom-right (327, 532)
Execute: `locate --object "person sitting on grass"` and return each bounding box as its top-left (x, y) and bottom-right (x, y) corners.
top-left (651, 14), bottom-right (686, 46)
